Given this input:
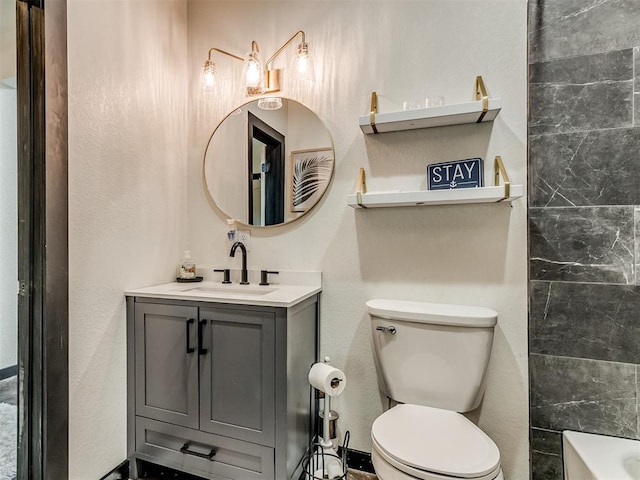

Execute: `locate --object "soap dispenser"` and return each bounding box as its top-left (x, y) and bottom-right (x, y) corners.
top-left (177, 250), bottom-right (197, 280)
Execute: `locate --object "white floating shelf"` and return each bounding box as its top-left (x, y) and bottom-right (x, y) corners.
top-left (347, 184), bottom-right (523, 208)
top-left (348, 157), bottom-right (522, 209)
top-left (359, 98), bottom-right (502, 134)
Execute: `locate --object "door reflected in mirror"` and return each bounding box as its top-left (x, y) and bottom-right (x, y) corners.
top-left (204, 98), bottom-right (334, 227)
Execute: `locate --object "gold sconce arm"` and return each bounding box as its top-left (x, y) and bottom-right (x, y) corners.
top-left (207, 47), bottom-right (244, 63)
top-left (262, 30), bottom-right (307, 93)
top-left (265, 30), bottom-right (305, 68)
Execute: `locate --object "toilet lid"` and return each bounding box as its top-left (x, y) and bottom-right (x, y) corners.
top-left (371, 404), bottom-right (500, 479)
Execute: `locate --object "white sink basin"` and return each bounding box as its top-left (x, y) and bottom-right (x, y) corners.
top-left (173, 285), bottom-right (277, 296)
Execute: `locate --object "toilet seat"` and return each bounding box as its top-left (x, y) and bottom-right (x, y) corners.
top-left (371, 404), bottom-right (501, 480)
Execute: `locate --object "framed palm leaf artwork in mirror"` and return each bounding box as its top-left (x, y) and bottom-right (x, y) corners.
top-left (290, 147), bottom-right (334, 212)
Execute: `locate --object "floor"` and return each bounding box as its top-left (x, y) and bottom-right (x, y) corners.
top-left (0, 376), bottom-right (17, 480)
top-left (0, 377), bottom-right (378, 480)
top-left (132, 461), bottom-right (377, 480)
top-left (346, 469), bottom-right (377, 480)
top-left (0, 376), bottom-right (16, 405)
top-left (136, 469), bottom-right (378, 480)
top-left (136, 470), bottom-right (376, 480)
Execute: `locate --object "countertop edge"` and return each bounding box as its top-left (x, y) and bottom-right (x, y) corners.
top-left (125, 285), bottom-right (322, 308)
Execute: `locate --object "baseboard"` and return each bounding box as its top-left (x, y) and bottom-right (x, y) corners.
top-left (99, 460), bottom-right (128, 480)
top-left (0, 365), bottom-right (17, 381)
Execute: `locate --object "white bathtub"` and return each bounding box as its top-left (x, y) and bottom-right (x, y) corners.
top-left (563, 431), bottom-right (640, 480)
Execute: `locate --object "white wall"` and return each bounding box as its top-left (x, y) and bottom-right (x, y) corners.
top-left (67, 0), bottom-right (188, 478)
top-left (0, 79), bottom-right (17, 372)
top-left (187, 1), bottom-right (529, 479)
top-left (0, 0), bottom-right (16, 80)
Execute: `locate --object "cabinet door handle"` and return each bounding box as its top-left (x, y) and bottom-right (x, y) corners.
top-left (186, 318), bottom-right (195, 354)
top-left (198, 319), bottom-right (208, 355)
top-left (180, 442), bottom-right (216, 460)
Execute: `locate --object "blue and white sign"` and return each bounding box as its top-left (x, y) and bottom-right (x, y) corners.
top-left (427, 157), bottom-right (484, 190)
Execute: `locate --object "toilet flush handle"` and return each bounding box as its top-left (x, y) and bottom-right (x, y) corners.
top-left (376, 326), bottom-right (397, 334)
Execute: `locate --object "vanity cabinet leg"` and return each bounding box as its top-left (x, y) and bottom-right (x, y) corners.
top-left (128, 457), bottom-right (140, 479)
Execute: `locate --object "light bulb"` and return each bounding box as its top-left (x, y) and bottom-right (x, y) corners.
top-left (289, 41), bottom-right (315, 97)
top-left (298, 56), bottom-right (309, 75)
top-left (204, 71), bottom-right (215, 87)
top-left (245, 60), bottom-right (261, 86)
top-left (296, 44), bottom-right (309, 74)
top-left (242, 50), bottom-right (265, 96)
top-left (200, 60), bottom-right (217, 95)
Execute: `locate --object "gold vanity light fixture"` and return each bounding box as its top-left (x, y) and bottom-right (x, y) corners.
top-left (200, 30), bottom-right (315, 103)
top-left (200, 47), bottom-right (243, 96)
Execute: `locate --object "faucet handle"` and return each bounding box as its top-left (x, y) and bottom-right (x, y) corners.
top-left (214, 269), bottom-right (231, 284)
top-left (259, 270), bottom-right (279, 286)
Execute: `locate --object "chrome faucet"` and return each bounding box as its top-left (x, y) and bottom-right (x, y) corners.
top-left (229, 241), bottom-right (249, 285)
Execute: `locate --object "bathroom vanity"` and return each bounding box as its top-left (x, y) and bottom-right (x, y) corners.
top-left (125, 279), bottom-right (320, 480)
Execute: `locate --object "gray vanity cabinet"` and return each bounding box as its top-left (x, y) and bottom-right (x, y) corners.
top-left (198, 307), bottom-right (276, 446)
top-left (134, 303), bottom-right (199, 429)
top-left (127, 294), bottom-right (319, 480)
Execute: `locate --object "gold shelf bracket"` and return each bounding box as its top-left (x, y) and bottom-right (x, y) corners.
top-left (475, 76), bottom-right (489, 123)
top-left (369, 92), bottom-right (379, 134)
top-left (356, 167), bottom-right (368, 207)
top-left (494, 156), bottom-right (511, 200)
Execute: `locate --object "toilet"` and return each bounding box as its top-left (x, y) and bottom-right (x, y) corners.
top-left (367, 299), bottom-right (504, 480)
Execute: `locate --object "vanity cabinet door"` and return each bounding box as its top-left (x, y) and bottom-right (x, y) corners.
top-left (198, 307), bottom-right (276, 446)
top-left (135, 303), bottom-right (199, 429)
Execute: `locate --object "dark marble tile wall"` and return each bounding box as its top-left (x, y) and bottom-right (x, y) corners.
top-left (529, 207), bottom-right (635, 284)
top-left (529, 2), bottom-right (640, 479)
top-left (530, 128), bottom-right (640, 207)
top-left (529, 49), bottom-right (634, 136)
top-left (529, 0), bottom-right (640, 63)
top-left (530, 282), bottom-right (640, 363)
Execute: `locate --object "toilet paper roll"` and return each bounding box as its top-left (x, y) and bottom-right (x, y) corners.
top-left (308, 362), bottom-right (346, 397)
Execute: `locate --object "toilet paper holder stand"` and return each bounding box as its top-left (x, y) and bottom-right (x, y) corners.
top-left (304, 359), bottom-right (348, 479)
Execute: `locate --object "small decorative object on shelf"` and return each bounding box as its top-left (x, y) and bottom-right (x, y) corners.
top-left (427, 158), bottom-right (484, 190)
top-left (359, 75), bottom-right (500, 134)
top-left (347, 156), bottom-right (522, 208)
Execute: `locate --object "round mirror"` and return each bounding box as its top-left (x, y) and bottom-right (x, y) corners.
top-left (204, 98), bottom-right (335, 227)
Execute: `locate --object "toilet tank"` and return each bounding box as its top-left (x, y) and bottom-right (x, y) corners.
top-left (367, 299), bottom-right (497, 412)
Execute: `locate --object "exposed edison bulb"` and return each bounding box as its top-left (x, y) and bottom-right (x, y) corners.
top-left (245, 59), bottom-right (261, 86)
top-left (242, 51), bottom-right (265, 95)
top-left (200, 60), bottom-right (217, 95)
top-left (290, 41), bottom-right (315, 97)
top-left (296, 51), bottom-right (309, 75)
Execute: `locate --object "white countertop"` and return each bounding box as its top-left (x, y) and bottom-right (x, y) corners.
top-left (126, 271), bottom-right (321, 308)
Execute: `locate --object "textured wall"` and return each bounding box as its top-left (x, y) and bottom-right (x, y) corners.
top-left (188, 1), bottom-right (529, 478)
top-left (0, 80), bottom-right (17, 372)
top-left (0, 0), bottom-right (16, 80)
top-left (528, 2), bottom-right (640, 479)
top-left (67, 1), bottom-right (187, 478)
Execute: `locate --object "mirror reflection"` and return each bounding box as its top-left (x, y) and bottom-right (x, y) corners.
top-left (204, 98), bottom-right (334, 227)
